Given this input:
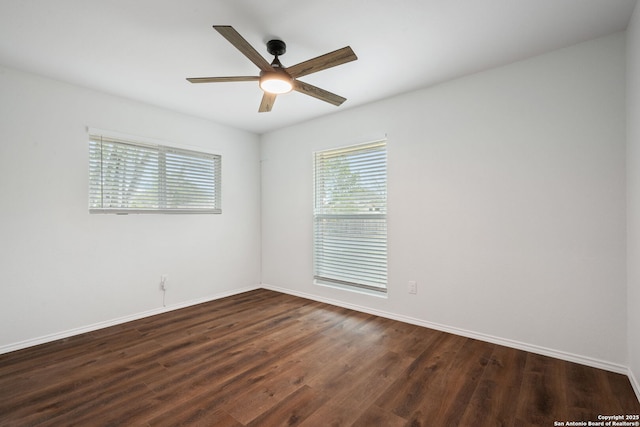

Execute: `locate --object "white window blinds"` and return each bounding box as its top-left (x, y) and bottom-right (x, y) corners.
top-left (89, 134), bottom-right (221, 214)
top-left (313, 140), bottom-right (387, 292)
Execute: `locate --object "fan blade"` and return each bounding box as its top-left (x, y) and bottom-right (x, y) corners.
top-left (259, 92), bottom-right (277, 112)
top-left (187, 76), bottom-right (259, 83)
top-left (286, 46), bottom-right (357, 78)
top-left (213, 26), bottom-right (273, 72)
top-left (293, 80), bottom-right (346, 106)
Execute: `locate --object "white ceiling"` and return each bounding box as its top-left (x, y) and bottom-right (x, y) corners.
top-left (0, 0), bottom-right (636, 134)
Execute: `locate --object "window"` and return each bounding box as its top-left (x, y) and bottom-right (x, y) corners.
top-left (89, 133), bottom-right (221, 214)
top-left (313, 140), bottom-right (387, 293)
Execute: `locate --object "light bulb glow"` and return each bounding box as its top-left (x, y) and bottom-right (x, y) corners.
top-left (259, 72), bottom-right (293, 94)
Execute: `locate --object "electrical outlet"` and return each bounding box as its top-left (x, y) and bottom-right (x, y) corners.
top-left (408, 281), bottom-right (417, 294)
top-left (160, 275), bottom-right (168, 291)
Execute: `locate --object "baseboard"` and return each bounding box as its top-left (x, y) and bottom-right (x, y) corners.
top-left (0, 285), bottom-right (261, 355)
top-left (261, 283), bottom-right (629, 376)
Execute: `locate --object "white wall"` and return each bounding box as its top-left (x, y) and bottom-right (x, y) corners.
top-left (261, 34), bottom-right (627, 368)
top-left (0, 66), bottom-right (261, 350)
top-left (627, 2), bottom-right (640, 396)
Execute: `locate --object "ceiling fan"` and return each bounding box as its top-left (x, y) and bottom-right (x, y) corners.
top-left (187, 26), bottom-right (358, 112)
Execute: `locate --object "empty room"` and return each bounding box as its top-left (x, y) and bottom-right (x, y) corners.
top-left (1, 1), bottom-right (640, 425)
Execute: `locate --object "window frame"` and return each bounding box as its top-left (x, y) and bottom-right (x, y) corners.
top-left (313, 140), bottom-right (388, 294)
top-left (88, 130), bottom-right (221, 215)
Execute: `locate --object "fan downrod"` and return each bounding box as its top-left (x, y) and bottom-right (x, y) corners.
top-left (267, 39), bottom-right (286, 57)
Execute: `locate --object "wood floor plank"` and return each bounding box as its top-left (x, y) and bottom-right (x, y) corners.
top-left (425, 338), bottom-right (495, 426)
top-left (564, 362), bottom-right (637, 421)
top-left (458, 343), bottom-right (528, 427)
top-left (374, 332), bottom-right (466, 419)
top-left (0, 289), bottom-right (638, 426)
top-left (1, 338), bottom-right (163, 419)
top-left (514, 352), bottom-right (569, 426)
top-left (245, 385), bottom-right (328, 427)
top-left (350, 403), bottom-right (407, 427)
top-left (332, 350), bottom-right (415, 405)
top-left (224, 359), bottom-right (311, 424)
top-left (150, 407), bottom-right (243, 427)
top-left (607, 372), bottom-right (640, 413)
top-left (298, 395), bottom-right (370, 427)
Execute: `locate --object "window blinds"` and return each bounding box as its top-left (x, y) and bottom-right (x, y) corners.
top-left (313, 140), bottom-right (387, 292)
top-left (89, 135), bottom-right (221, 214)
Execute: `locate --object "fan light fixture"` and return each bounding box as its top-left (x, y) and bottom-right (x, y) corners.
top-left (259, 71), bottom-right (293, 94)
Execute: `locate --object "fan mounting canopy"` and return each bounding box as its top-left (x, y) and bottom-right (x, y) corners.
top-left (266, 39), bottom-right (286, 57)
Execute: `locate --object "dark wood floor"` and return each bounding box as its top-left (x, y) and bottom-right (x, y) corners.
top-left (1, 289), bottom-right (638, 426)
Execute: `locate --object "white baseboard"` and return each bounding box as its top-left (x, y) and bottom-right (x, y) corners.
top-left (0, 285), bottom-right (260, 355)
top-left (261, 283), bottom-right (629, 376)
